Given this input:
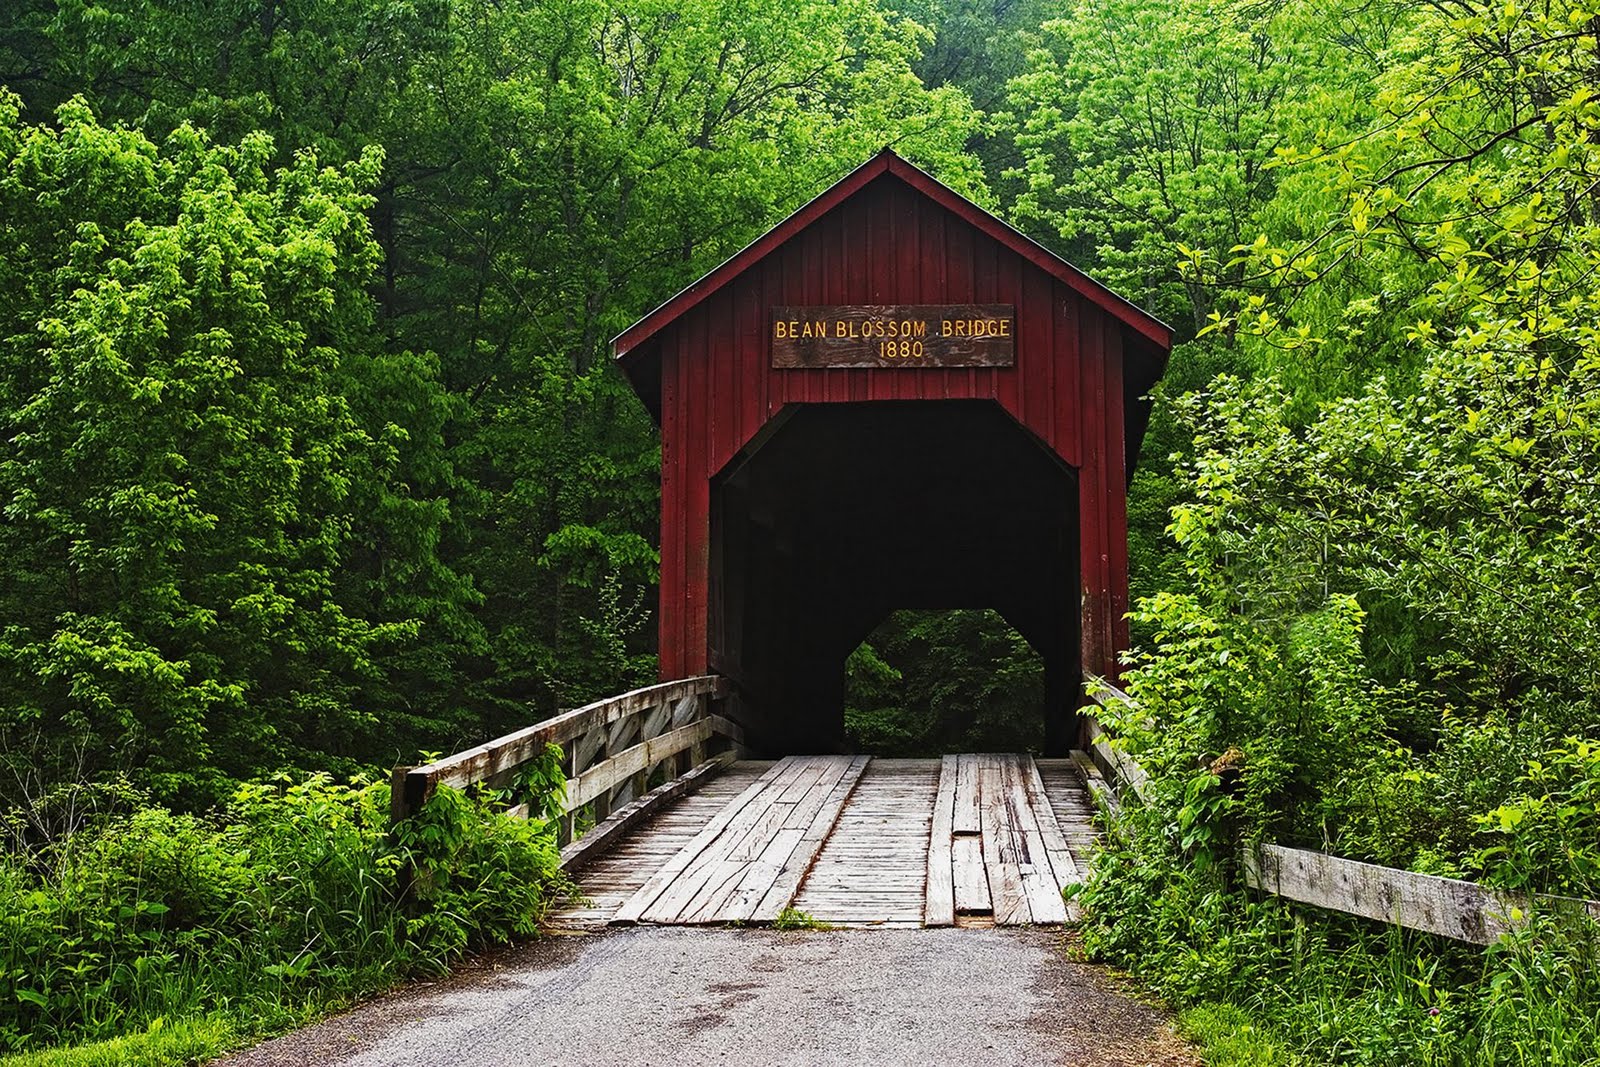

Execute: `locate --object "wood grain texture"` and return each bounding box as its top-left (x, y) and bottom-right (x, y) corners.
top-left (1034, 757), bottom-right (1100, 877)
top-left (750, 755), bottom-right (871, 921)
top-left (548, 761), bottom-right (772, 931)
top-left (557, 753), bottom-right (1090, 931)
top-left (978, 756), bottom-right (1029, 925)
top-left (559, 753), bottom-right (734, 872)
top-left (399, 676), bottom-right (728, 814)
top-left (612, 760), bottom-right (796, 925)
top-left (617, 756), bottom-right (873, 925)
top-left (564, 720), bottom-right (713, 810)
top-left (792, 759), bottom-right (939, 928)
top-left (1242, 844), bottom-right (1600, 945)
top-left (637, 758), bottom-right (817, 923)
top-left (1003, 756), bottom-right (1068, 924)
top-left (924, 754), bottom-right (958, 927)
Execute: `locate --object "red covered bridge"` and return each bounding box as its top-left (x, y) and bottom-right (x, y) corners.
top-left (614, 149), bottom-right (1171, 756)
top-left (389, 177), bottom-right (1569, 935)
top-left (396, 150), bottom-right (1171, 931)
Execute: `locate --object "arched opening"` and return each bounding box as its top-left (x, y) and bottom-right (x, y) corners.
top-left (709, 400), bottom-right (1080, 756)
top-left (844, 609), bottom-right (1046, 756)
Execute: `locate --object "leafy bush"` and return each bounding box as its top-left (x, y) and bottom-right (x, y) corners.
top-left (1076, 359), bottom-right (1600, 1063)
top-left (0, 772), bottom-right (567, 1056)
top-left (0, 94), bottom-right (475, 805)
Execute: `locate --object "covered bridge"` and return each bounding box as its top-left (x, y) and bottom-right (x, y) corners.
top-left (614, 150), bottom-right (1171, 756)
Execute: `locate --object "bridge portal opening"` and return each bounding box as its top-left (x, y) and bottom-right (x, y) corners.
top-left (844, 609), bottom-right (1046, 756)
top-left (710, 401), bottom-right (1080, 757)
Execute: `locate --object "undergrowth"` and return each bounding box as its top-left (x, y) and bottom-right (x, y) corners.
top-left (0, 759), bottom-right (570, 1060)
top-left (1079, 795), bottom-right (1600, 1065)
top-left (1071, 361), bottom-right (1600, 1066)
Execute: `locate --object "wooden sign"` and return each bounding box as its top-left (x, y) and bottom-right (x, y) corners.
top-left (770, 305), bottom-right (1015, 368)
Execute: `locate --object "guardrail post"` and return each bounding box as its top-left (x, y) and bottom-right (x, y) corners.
top-left (389, 764), bottom-right (416, 825)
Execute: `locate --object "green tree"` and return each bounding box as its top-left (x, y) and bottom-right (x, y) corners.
top-left (4, 0), bottom-right (987, 727)
top-left (0, 95), bottom-right (471, 800)
top-left (1002, 0), bottom-right (1294, 332)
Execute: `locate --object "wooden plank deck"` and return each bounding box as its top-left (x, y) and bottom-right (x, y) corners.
top-left (792, 758), bottom-right (940, 928)
top-left (551, 754), bottom-right (1100, 931)
top-left (620, 755), bottom-right (869, 925)
top-left (548, 760), bottom-right (773, 931)
top-left (1035, 757), bottom-right (1101, 873)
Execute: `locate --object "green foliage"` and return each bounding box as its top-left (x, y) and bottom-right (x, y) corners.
top-left (1069, 3), bottom-right (1600, 1061)
top-left (0, 771), bottom-right (567, 1056)
top-left (2, 0), bottom-right (988, 732)
top-left (1003, 0), bottom-right (1283, 331)
top-left (394, 780), bottom-right (569, 964)
top-left (0, 1016), bottom-right (235, 1067)
top-left (0, 94), bottom-right (474, 801)
top-left (771, 906), bottom-right (831, 931)
top-left (843, 610), bottom-right (1044, 756)
top-left (1472, 737), bottom-right (1600, 901)
top-left (1177, 1003), bottom-right (1288, 1067)
top-left (1080, 793), bottom-right (1600, 1064)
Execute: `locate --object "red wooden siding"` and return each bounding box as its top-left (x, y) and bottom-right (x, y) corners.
top-left (617, 152), bottom-right (1170, 752)
top-left (649, 174), bottom-right (1134, 682)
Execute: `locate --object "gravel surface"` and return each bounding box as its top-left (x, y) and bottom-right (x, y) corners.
top-left (219, 927), bottom-right (1197, 1067)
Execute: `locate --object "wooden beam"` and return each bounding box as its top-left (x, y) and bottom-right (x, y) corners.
top-left (953, 837), bottom-right (990, 915)
top-left (1004, 756), bottom-right (1068, 924)
top-left (402, 676), bottom-right (727, 808)
top-left (952, 753), bottom-right (980, 835)
top-left (924, 754), bottom-right (958, 927)
top-left (1024, 759), bottom-right (1082, 890)
top-left (979, 755), bottom-right (1029, 925)
top-left (559, 753), bottom-right (735, 872)
top-left (565, 720), bottom-right (715, 812)
top-left (1070, 749), bottom-right (1121, 817)
top-left (706, 714), bottom-right (746, 745)
top-left (1242, 843), bottom-right (1600, 945)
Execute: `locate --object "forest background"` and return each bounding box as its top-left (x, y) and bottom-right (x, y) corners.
top-left (2, 0), bottom-right (1600, 1064)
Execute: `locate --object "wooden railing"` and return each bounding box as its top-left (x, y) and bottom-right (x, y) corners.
top-left (1081, 675), bottom-right (1600, 945)
top-left (390, 675), bottom-right (741, 866)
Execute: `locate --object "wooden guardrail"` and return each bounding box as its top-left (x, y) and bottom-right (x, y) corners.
top-left (390, 675), bottom-right (741, 864)
top-left (1081, 675), bottom-right (1600, 945)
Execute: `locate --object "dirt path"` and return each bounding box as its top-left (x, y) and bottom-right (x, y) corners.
top-left (220, 927), bottom-right (1197, 1067)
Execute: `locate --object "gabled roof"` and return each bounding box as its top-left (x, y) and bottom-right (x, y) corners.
top-left (613, 149), bottom-right (1172, 362)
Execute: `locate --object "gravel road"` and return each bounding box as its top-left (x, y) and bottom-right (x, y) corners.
top-left (220, 927), bottom-right (1197, 1067)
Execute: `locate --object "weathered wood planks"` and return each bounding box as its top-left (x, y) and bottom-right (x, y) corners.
top-left (558, 752), bottom-right (1100, 931)
top-left (393, 675), bottom-right (740, 849)
top-left (923, 754), bottom-right (1084, 926)
top-left (558, 752), bottom-right (735, 873)
top-left (548, 761), bottom-right (773, 931)
top-left (1242, 843), bottom-right (1600, 945)
top-left (792, 759), bottom-right (940, 928)
top-left (616, 755), bottom-right (868, 925)
top-left (924, 755), bottom-right (958, 926)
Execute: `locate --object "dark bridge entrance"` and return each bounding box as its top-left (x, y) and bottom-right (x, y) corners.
top-left (713, 401), bottom-right (1078, 754)
top-left (614, 150), bottom-right (1171, 756)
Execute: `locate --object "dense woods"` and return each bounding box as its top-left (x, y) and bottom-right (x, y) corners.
top-left (2, 0), bottom-right (1599, 1063)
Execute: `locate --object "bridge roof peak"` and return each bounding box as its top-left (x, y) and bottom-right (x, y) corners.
top-left (611, 148), bottom-right (1172, 374)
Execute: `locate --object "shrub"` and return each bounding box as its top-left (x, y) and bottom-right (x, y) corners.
top-left (0, 772), bottom-right (567, 1055)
